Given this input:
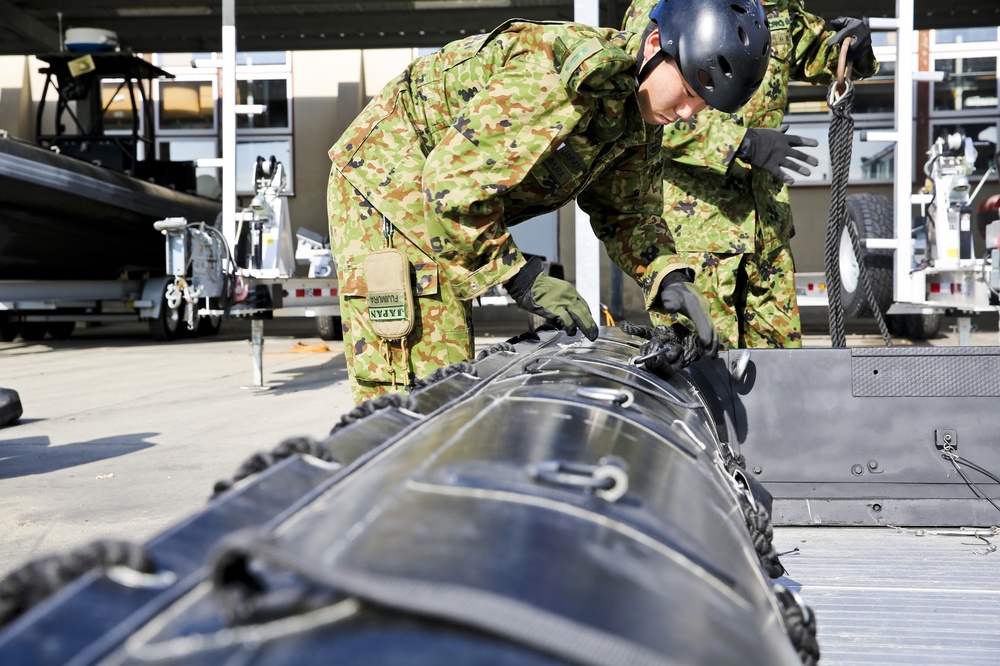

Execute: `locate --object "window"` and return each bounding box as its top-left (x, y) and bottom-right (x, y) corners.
top-left (237, 52), bottom-right (286, 66)
top-left (237, 138), bottom-right (292, 194)
top-left (154, 50), bottom-right (295, 195)
top-left (934, 27), bottom-right (998, 45)
top-left (928, 121), bottom-right (1000, 177)
top-left (157, 79), bottom-right (216, 131)
top-left (101, 80), bottom-right (141, 133)
top-left (785, 24), bottom-right (1000, 186)
top-left (780, 124), bottom-right (897, 185)
top-left (159, 138), bottom-right (221, 199)
top-left (236, 78), bottom-right (290, 130)
top-left (933, 56), bottom-right (998, 112)
top-left (157, 52), bottom-right (214, 69)
top-left (786, 61), bottom-right (896, 117)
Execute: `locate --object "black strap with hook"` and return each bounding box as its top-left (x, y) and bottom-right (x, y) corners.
top-left (823, 39), bottom-right (893, 348)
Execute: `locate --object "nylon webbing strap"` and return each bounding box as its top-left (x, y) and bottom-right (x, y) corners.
top-left (823, 81), bottom-right (892, 348)
top-left (213, 534), bottom-right (676, 666)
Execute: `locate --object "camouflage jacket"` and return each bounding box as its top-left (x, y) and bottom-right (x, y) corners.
top-left (330, 20), bottom-right (686, 311)
top-left (623, 0), bottom-right (878, 254)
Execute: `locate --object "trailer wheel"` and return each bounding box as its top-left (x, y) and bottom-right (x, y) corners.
top-left (196, 315), bottom-right (222, 337)
top-left (19, 322), bottom-right (48, 341)
top-left (839, 193), bottom-right (894, 318)
top-left (316, 315), bottom-right (343, 341)
top-left (149, 290), bottom-right (184, 342)
top-left (47, 322), bottom-right (76, 340)
top-left (903, 313), bottom-right (942, 340)
top-left (0, 316), bottom-right (19, 342)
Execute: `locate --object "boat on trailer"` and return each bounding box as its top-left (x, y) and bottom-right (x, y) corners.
top-left (0, 50), bottom-right (220, 281)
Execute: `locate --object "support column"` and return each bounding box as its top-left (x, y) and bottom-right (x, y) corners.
top-left (573, 0), bottom-right (602, 323)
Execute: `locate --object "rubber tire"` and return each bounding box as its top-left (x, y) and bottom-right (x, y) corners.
top-left (0, 316), bottom-right (19, 342)
top-left (47, 322), bottom-right (76, 340)
top-left (19, 322), bottom-right (48, 341)
top-left (316, 315), bottom-right (343, 341)
top-left (839, 193), bottom-right (894, 318)
top-left (196, 315), bottom-right (222, 337)
top-left (149, 289), bottom-right (183, 342)
top-left (903, 313), bottom-right (942, 340)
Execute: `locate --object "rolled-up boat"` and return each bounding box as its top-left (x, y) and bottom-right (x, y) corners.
top-left (0, 328), bottom-right (811, 665)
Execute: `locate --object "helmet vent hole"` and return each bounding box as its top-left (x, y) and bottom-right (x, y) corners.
top-left (717, 55), bottom-right (734, 79)
top-left (731, 3), bottom-right (748, 14)
top-left (698, 69), bottom-right (715, 91)
top-left (762, 42), bottom-right (769, 56)
top-left (738, 27), bottom-right (749, 46)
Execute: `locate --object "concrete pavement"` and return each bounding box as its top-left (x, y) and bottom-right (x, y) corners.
top-left (1, 309), bottom-right (998, 579)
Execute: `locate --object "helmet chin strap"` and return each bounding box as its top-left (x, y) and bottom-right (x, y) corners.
top-left (637, 50), bottom-right (667, 84)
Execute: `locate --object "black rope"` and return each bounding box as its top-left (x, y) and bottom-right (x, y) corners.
top-left (775, 587), bottom-right (821, 666)
top-left (824, 81), bottom-right (892, 348)
top-left (212, 436), bottom-right (338, 498)
top-left (738, 495), bottom-right (785, 579)
top-left (619, 320), bottom-right (705, 379)
top-left (330, 393), bottom-right (419, 434)
top-left (408, 361), bottom-right (478, 391)
top-left (475, 341), bottom-right (517, 361)
top-left (0, 540), bottom-right (155, 629)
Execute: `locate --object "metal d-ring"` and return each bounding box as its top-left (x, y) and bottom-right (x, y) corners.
top-left (528, 457), bottom-right (630, 503)
top-left (576, 386), bottom-right (634, 409)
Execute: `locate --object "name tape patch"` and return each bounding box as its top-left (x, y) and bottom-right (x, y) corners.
top-left (367, 291), bottom-right (408, 321)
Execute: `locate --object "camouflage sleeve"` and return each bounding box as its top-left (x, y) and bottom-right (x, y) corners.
top-left (576, 138), bottom-right (689, 312)
top-left (659, 111), bottom-right (747, 177)
top-left (788, 0), bottom-right (878, 83)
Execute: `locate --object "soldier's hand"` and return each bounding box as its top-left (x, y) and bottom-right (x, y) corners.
top-left (826, 17), bottom-right (872, 61)
top-left (505, 256), bottom-right (599, 341)
top-left (658, 271), bottom-right (719, 357)
top-left (736, 126), bottom-right (819, 185)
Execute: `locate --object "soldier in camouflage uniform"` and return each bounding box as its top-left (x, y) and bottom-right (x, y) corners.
top-left (328, 0), bottom-right (771, 403)
top-left (624, 0), bottom-right (878, 348)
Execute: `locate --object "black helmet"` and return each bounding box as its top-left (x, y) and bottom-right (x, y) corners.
top-left (644, 0), bottom-right (770, 113)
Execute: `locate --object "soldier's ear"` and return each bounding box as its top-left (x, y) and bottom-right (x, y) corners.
top-left (643, 28), bottom-right (662, 62)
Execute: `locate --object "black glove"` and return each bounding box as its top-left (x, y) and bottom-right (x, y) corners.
top-left (505, 256), bottom-right (599, 341)
top-left (658, 271), bottom-right (719, 357)
top-left (825, 17), bottom-right (872, 61)
top-left (735, 126), bottom-right (819, 185)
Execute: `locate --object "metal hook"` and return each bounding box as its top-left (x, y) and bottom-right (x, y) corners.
top-left (835, 36), bottom-right (853, 98)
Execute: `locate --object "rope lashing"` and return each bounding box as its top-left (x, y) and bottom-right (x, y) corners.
top-left (823, 37), bottom-right (892, 348)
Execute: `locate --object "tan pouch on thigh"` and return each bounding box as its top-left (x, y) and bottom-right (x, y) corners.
top-left (364, 248), bottom-right (415, 340)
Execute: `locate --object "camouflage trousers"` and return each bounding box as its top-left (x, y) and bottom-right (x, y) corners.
top-left (329, 174), bottom-right (475, 404)
top-left (652, 244), bottom-right (802, 349)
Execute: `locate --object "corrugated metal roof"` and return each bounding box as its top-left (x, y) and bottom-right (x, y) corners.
top-left (774, 526), bottom-right (1000, 665)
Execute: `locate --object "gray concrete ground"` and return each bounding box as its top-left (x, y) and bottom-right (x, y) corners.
top-left (1, 308), bottom-right (998, 580)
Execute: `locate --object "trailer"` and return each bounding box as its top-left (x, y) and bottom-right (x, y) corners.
top-left (0, 35), bottom-right (340, 346)
top-left (0, 152), bottom-right (341, 344)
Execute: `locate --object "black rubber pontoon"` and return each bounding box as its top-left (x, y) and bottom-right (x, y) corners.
top-left (0, 134), bottom-right (220, 280)
top-left (0, 328), bottom-right (810, 665)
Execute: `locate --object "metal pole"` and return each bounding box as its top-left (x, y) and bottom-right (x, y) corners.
top-left (573, 0), bottom-right (602, 323)
top-left (221, 0), bottom-right (237, 248)
top-left (893, 0), bottom-right (915, 304)
top-left (251, 319), bottom-right (264, 386)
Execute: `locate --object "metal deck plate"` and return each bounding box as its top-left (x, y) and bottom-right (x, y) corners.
top-left (774, 526), bottom-right (1000, 664)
